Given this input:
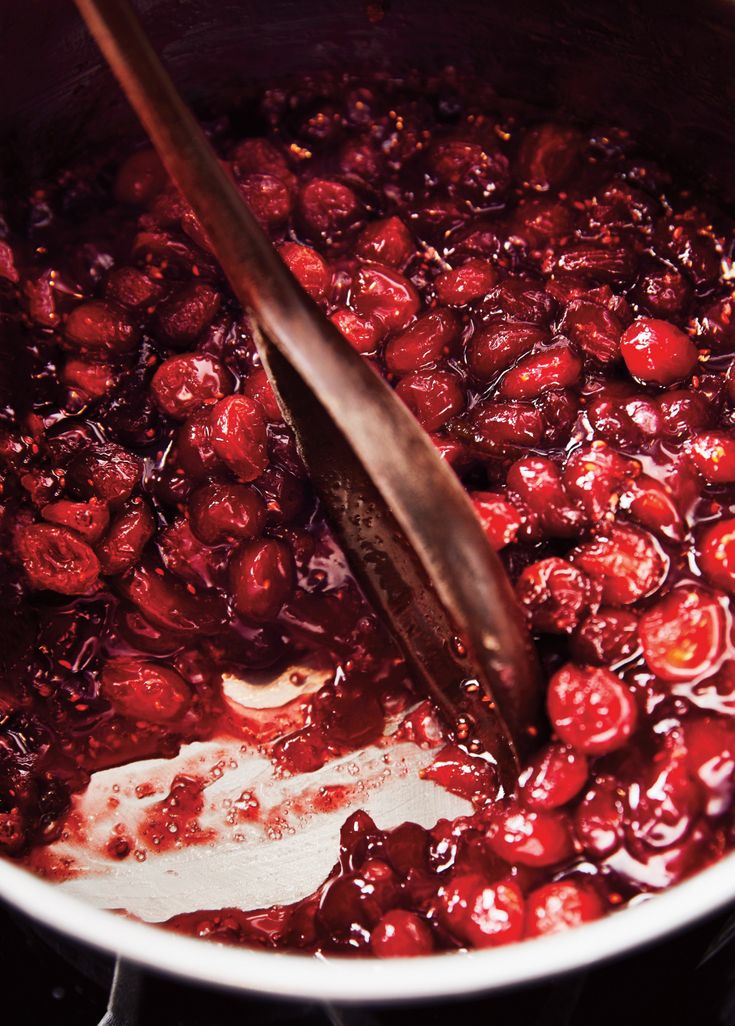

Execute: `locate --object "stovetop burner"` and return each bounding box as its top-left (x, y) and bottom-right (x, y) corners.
top-left (3, 898), bottom-right (735, 1026)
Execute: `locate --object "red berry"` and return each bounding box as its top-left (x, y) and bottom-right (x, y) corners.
top-left (620, 318), bottom-right (699, 385)
top-left (370, 910), bottom-right (433, 957)
top-left (156, 284), bottom-right (221, 347)
top-left (430, 139), bottom-right (510, 202)
top-left (466, 401), bottom-right (544, 456)
top-left (105, 266), bottom-right (160, 309)
top-left (351, 264), bottom-right (420, 331)
top-left (434, 259), bottom-right (497, 306)
top-left (209, 396), bottom-right (268, 482)
top-left (96, 499), bottom-right (155, 575)
top-left (384, 309), bottom-right (459, 374)
top-left (684, 717), bottom-right (735, 815)
top-left (571, 608), bottom-right (640, 666)
top-left (151, 353), bottom-right (232, 419)
top-left (15, 523), bottom-right (100, 595)
top-left (188, 482), bottom-right (265, 545)
top-left (177, 407), bottom-right (223, 480)
top-left (520, 743), bottom-right (589, 810)
top-left (395, 369), bottom-right (465, 430)
top-left (356, 217), bottom-right (414, 269)
top-left (525, 881), bottom-right (603, 937)
top-left (422, 745), bottom-right (497, 803)
top-left (41, 499), bottom-right (110, 543)
top-left (298, 178), bottom-right (361, 241)
top-left (623, 475), bottom-right (684, 541)
top-left (231, 138), bottom-right (293, 183)
top-left (278, 242), bottom-right (330, 301)
top-left (574, 777), bottom-right (625, 856)
top-left (114, 148), bottom-right (167, 205)
top-left (229, 538), bottom-right (295, 620)
top-left (687, 431), bottom-right (735, 483)
top-left (65, 301), bottom-right (138, 355)
top-left (561, 298), bottom-right (622, 363)
top-left (485, 801), bottom-right (574, 867)
top-left (562, 444), bottom-right (637, 519)
top-left (330, 307), bottom-right (383, 354)
top-left (499, 343), bottom-right (582, 400)
top-left (516, 558), bottom-right (598, 635)
top-left (243, 366), bottom-right (283, 422)
top-left (68, 443), bottom-right (143, 506)
top-left (548, 663), bottom-right (638, 755)
top-left (517, 123), bottom-right (582, 191)
top-left (470, 491), bottom-right (523, 549)
top-left (551, 243), bottom-right (637, 285)
top-left (101, 658), bottom-right (191, 723)
top-left (507, 457), bottom-right (585, 538)
top-left (570, 524), bottom-right (667, 605)
top-left (697, 518), bottom-right (735, 592)
top-left (238, 173), bottom-right (293, 227)
top-left (467, 323), bottom-right (547, 382)
top-left (62, 360), bottom-right (114, 400)
top-left (438, 874), bottom-right (524, 948)
top-left (639, 587), bottom-right (726, 681)
top-left (119, 563), bottom-right (227, 635)
top-left (311, 674), bottom-right (385, 748)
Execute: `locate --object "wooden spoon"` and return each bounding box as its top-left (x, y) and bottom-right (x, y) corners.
top-left (73, 0), bottom-right (541, 790)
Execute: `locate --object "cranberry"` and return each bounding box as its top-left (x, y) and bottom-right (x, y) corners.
top-left (699, 296), bottom-right (735, 353)
top-left (243, 366), bottom-right (283, 422)
top-left (311, 674), bottom-right (385, 748)
top-left (384, 309), bottom-right (459, 374)
top-left (697, 518), bottom-right (735, 592)
top-left (231, 138), bottom-right (293, 183)
top-left (639, 587), bottom-right (726, 681)
top-left (467, 323), bottom-right (547, 382)
top-left (96, 499), bottom-right (155, 575)
top-left (101, 658), bottom-right (190, 722)
top-left (479, 279), bottom-right (555, 326)
top-left (548, 664), bottom-right (638, 755)
top-left (429, 139), bottom-right (510, 202)
top-left (209, 395), bottom-right (268, 482)
top-left (351, 264), bottom-right (421, 331)
top-left (498, 343), bottom-right (582, 400)
top-left (506, 457), bottom-right (584, 538)
top-left (574, 777), bottom-right (625, 856)
top-left (561, 298), bottom-right (622, 363)
top-left (658, 390), bottom-right (714, 440)
top-left (298, 178), bottom-right (361, 241)
top-left (562, 444), bottom-right (637, 520)
top-left (686, 431), bottom-right (735, 483)
top-left (511, 197), bottom-right (574, 248)
top-left (516, 558), bottom-right (598, 635)
top-left (658, 216), bottom-right (720, 287)
top-left (620, 318), bottom-right (699, 385)
top-left (15, 523), bottom-right (100, 595)
top-left (371, 910), bottom-right (433, 957)
top-left (422, 745), bottom-right (497, 803)
top-left (438, 874), bottom-right (524, 948)
top-left (517, 123), bottom-right (582, 191)
top-left (550, 243), bottom-right (637, 285)
top-left (570, 524), bottom-right (667, 605)
top-left (356, 217), bottom-right (414, 269)
top-left (238, 173), bottom-right (293, 227)
top-left (67, 443), bottom-right (143, 506)
top-left (395, 369), bottom-right (465, 430)
top-left (466, 401), bottom-right (544, 455)
top-left (434, 259), bottom-right (497, 306)
top-left (626, 751), bottom-right (702, 851)
top-left (229, 538), bottom-right (294, 620)
top-left (684, 717), bottom-right (735, 815)
top-left (62, 359), bottom-right (114, 400)
top-left (571, 608), bottom-right (640, 666)
top-left (41, 499), bottom-right (109, 543)
top-left (470, 491), bottom-right (523, 549)
top-left (623, 475), bottom-right (684, 541)
top-left (318, 860), bottom-right (400, 933)
top-left (525, 881), bottom-right (603, 937)
top-left (119, 562), bottom-right (227, 635)
top-left (65, 301), bottom-right (138, 355)
top-left (384, 821), bottom-right (430, 876)
top-left (177, 408), bottom-right (223, 480)
top-left (105, 266), bottom-right (160, 309)
top-left (188, 482), bottom-right (265, 545)
top-left (330, 307), bottom-right (383, 354)
top-left (278, 242), bottom-right (330, 301)
top-left (151, 353), bottom-right (232, 419)
top-left (114, 148), bottom-right (167, 205)
top-left (485, 802), bottom-right (574, 867)
top-left (634, 266), bottom-right (691, 318)
top-left (520, 744), bottom-right (589, 810)
top-left (156, 284), bottom-right (221, 347)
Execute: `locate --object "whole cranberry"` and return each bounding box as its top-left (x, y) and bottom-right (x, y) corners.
top-left (569, 523), bottom-right (667, 605)
top-left (96, 498), bottom-right (155, 575)
top-left (658, 390), bottom-right (714, 439)
top-left (151, 353), bottom-right (232, 420)
top-left (188, 482), bottom-right (266, 545)
top-left (370, 910), bottom-right (433, 957)
top-left (114, 148), bottom-right (167, 205)
top-left (571, 608), bottom-right (640, 666)
top-left (465, 401), bottom-right (544, 456)
top-left (41, 499), bottom-right (109, 543)
top-left (434, 259), bottom-right (497, 306)
top-left (470, 491), bottom-right (523, 549)
top-left (562, 444), bottom-right (638, 519)
top-left (318, 860), bottom-right (400, 932)
top-left (684, 717), bottom-right (735, 815)
top-left (438, 874), bottom-right (524, 948)
top-left (499, 343), bottom-right (583, 400)
top-left (101, 658), bottom-right (190, 723)
top-left (574, 776), bottom-right (625, 856)
top-left (686, 431), bottom-right (735, 483)
top-left (356, 217), bottom-right (414, 269)
top-left (547, 663), bottom-right (638, 755)
top-left (278, 242), bottom-right (330, 301)
top-left (699, 296), bottom-right (735, 353)
top-left (67, 443), bottom-right (143, 506)
top-left (384, 309), bottom-right (459, 374)
top-left (177, 408), bottom-right (223, 479)
top-left (395, 369), bottom-right (465, 430)
top-left (520, 743), bottom-right (589, 810)
top-left (230, 537), bottom-right (294, 620)
top-left (351, 264), bottom-right (421, 331)
top-left (639, 587), bottom-right (726, 681)
top-left (516, 558), bottom-right (598, 635)
top-left (485, 801), bottom-right (574, 867)
top-left (620, 318), bottom-right (699, 385)
top-left (525, 881), bottom-right (603, 937)
top-left (209, 395), bottom-right (268, 482)
top-left (231, 137), bottom-right (293, 183)
top-left (697, 518), bottom-right (735, 592)
top-left (156, 284), bottom-right (221, 348)
top-left (62, 359), bottom-right (114, 400)
top-left (15, 523), bottom-right (99, 595)
top-left (330, 307), bottom-right (384, 354)
top-left (624, 474), bottom-right (685, 541)
top-left (65, 300), bottom-right (138, 355)
top-left (298, 178), bottom-right (362, 241)
top-left (467, 323), bottom-right (547, 382)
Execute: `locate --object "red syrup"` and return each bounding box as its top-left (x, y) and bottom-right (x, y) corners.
top-left (2, 68), bottom-right (735, 956)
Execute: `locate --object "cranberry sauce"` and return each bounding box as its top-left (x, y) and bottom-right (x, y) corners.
top-left (2, 68), bottom-right (735, 958)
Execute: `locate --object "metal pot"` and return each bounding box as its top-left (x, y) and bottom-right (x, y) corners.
top-left (1, 0), bottom-right (735, 1003)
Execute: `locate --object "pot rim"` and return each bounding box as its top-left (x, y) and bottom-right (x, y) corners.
top-left (1, 850), bottom-right (733, 1002)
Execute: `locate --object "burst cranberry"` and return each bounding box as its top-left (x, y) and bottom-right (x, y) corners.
top-left (62, 359), bottom-right (114, 399)
top-left (684, 717), bottom-right (735, 815)
top-left (298, 178), bottom-right (361, 240)
top-left (65, 301), bottom-right (137, 355)
top-left (635, 266), bottom-right (691, 318)
top-left (243, 366), bottom-right (283, 422)
top-left (15, 523), bottom-right (100, 595)
top-left (686, 431), bottom-right (735, 483)
top-left (620, 318), bottom-right (698, 385)
top-left (356, 217), bottom-right (414, 269)
top-left (319, 860), bottom-right (399, 933)
top-left (571, 608), bottom-right (640, 666)
top-left (658, 216), bottom-right (720, 287)
top-left (548, 664), bottom-right (638, 755)
top-left (151, 353), bottom-right (232, 420)
top-left (626, 752), bottom-right (702, 851)
top-left (230, 538), bottom-right (294, 620)
top-left (311, 674), bottom-right (385, 748)
top-left (562, 444), bottom-right (637, 519)
top-left (498, 343), bottom-right (582, 400)
top-left (330, 307), bottom-right (383, 354)
top-left (470, 491), bottom-right (523, 549)
top-left (67, 443), bottom-right (143, 506)
top-left (525, 881), bottom-right (603, 937)
top-left (506, 457), bottom-right (584, 538)
top-left (395, 369), bottom-right (465, 430)
top-left (370, 910), bottom-right (433, 957)
top-left (430, 139), bottom-right (510, 202)
top-left (105, 266), bottom-right (160, 309)
top-left (114, 148), bottom-right (167, 204)
top-left (434, 259), bottom-right (497, 306)
top-left (238, 173), bottom-right (293, 227)
top-left (438, 874), bottom-right (524, 948)
top-left (551, 243), bottom-right (636, 285)
top-left (466, 401), bottom-right (544, 455)
top-left (177, 408), bottom-right (223, 479)
top-left (422, 745), bottom-right (497, 803)
top-left (697, 518), bottom-right (735, 592)
top-left (511, 197), bottom-right (574, 247)
top-left (384, 309), bottom-right (459, 374)
top-left (101, 658), bottom-right (191, 722)
top-left (517, 123), bottom-right (582, 190)
top-left (480, 278), bottom-right (556, 326)
top-left (188, 482), bottom-right (265, 545)
top-left (561, 298), bottom-right (622, 363)
top-left (231, 137), bottom-right (293, 182)
top-left (570, 524), bottom-right (667, 605)
top-left (485, 802), bottom-right (574, 867)
top-left (96, 499), bottom-right (155, 575)
top-left (209, 395), bottom-right (268, 482)
top-left (156, 284), bottom-right (221, 347)
top-left (639, 587), bottom-right (726, 681)
top-left (351, 264), bottom-right (420, 331)
top-left (574, 777), bottom-right (625, 856)
top-left (120, 563), bottom-right (227, 635)
top-left (41, 499), bottom-right (109, 543)
top-left (623, 475), bottom-right (684, 541)
top-left (516, 558), bottom-right (598, 635)
top-left (278, 242), bottom-right (330, 301)
top-left (467, 323), bottom-right (547, 382)
top-left (520, 744), bottom-right (589, 810)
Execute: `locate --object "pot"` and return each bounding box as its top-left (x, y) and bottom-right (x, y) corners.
top-left (1, 0), bottom-right (735, 1004)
